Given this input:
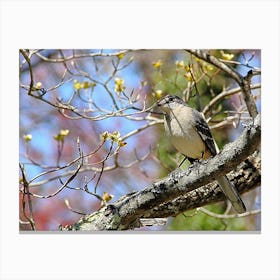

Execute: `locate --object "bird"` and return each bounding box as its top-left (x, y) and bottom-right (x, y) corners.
top-left (156, 94), bottom-right (246, 213)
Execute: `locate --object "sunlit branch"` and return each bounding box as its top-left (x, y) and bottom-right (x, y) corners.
top-left (34, 49), bottom-right (137, 63)
top-left (203, 83), bottom-right (261, 116)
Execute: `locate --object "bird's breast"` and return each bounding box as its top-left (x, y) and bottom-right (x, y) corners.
top-left (164, 114), bottom-right (206, 159)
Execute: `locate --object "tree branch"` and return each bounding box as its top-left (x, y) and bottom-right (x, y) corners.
top-left (141, 150), bottom-right (260, 219)
top-left (203, 83), bottom-right (261, 116)
top-left (60, 114), bottom-right (261, 231)
top-left (187, 50), bottom-right (259, 118)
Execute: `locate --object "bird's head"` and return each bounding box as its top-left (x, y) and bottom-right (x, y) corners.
top-left (156, 95), bottom-right (186, 112)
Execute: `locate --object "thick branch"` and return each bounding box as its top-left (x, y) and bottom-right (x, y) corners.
top-left (61, 114), bottom-right (261, 231)
top-left (142, 151), bottom-right (260, 219)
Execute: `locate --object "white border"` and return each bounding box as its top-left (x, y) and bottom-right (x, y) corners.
top-left (1, 1), bottom-right (280, 279)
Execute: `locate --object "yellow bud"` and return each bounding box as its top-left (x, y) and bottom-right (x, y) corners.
top-left (152, 59), bottom-right (163, 68)
top-left (154, 89), bottom-right (163, 99)
top-left (204, 63), bottom-right (214, 71)
top-left (112, 131), bottom-right (120, 137)
top-left (110, 131), bottom-right (121, 142)
top-left (118, 141), bottom-right (127, 147)
top-left (184, 72), bottom-right (193, 81)
top-left (141, 80), bottom-right (148, 87)
top-left (117, 53), bottom-right (125, 59)
top-left (60, 129), bottom-right (69, 136)
top-left (101, 131), bottom-right (124, 144)
top-left (54, 129), bottom-right (69, 141)
top-left (73, 80), bottom-right (81, 90)
top-left (220, 50), bottom-right (234, 60)
top-left (102, 192), bottom-right (114, 202)
top-left (23, 134), bottom-right (32, 142)
top-left (82, 81), bottom-right (89, 89)
top-left (115, 78), bottom-right (124, 86)
top-left (35, 82), bottom-right (42, 89)
top-left (114, 78), bottom-right (125, 93)
top-left (175, 60), bottom-right (185, 68)
top-left (100, 131), bottom-right (109, 141)
top-left (54, 135), bottom-right (62, 141)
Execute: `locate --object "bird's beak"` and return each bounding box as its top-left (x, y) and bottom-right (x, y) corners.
top-left (150, 100), bottom-right (166, 115)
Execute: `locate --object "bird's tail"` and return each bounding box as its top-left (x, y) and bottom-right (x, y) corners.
top-left (216, 175), bottom-right (246, 214)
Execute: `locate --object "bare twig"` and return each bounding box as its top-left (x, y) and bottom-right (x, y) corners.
top-left (64, 199), bottom-right (88, 215)
top-left (198, 207), bottom-right (260, 219)
top-left (19, 164), bottom-right (36, 230)
top-left (19, 50), bottom-right (34, 96)
top-left (21, 160), bottom-right (82, 199)
top-left (34, 49), bottom-right (137, 63)
top-left (203, 83), bottom-right (261, 116)
top-left (94, 141), bottom-right (114, 193)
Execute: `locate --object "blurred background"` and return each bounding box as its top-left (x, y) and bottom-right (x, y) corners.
top-left (19, 49), bottom-right (261, 231)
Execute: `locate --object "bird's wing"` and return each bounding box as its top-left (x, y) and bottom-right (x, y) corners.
top-left (192, 110), bottom-right (217, 156)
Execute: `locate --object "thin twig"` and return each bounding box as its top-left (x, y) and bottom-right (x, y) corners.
top-left (19, 164), bottom-right (36, 230)
top-left (94, 141), bottom-right (114, 193)
top-left (198, 207), bottom-right (260, 219)
top-left (23, 161), bottom-right (82, 199)
top-left (203, 83), bottom-right (261, 116)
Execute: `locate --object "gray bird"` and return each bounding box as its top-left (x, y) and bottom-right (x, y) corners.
top-left (156, 94), bottom-right (246, 213)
